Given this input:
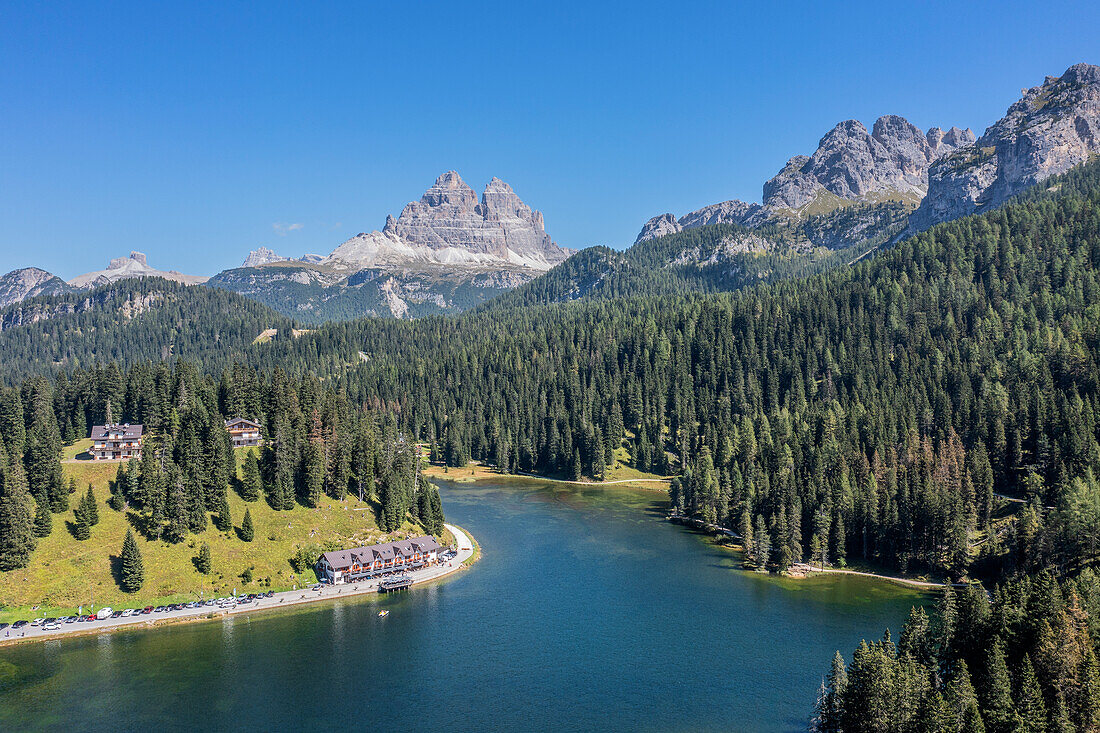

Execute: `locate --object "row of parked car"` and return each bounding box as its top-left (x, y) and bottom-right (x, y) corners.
top-left (1, 592), bottom-right (278, 633)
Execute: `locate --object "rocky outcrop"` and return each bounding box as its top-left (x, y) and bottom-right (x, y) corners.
top-left (636, 213), bottom-right (683, 242)
top-left (762, 116), bottom-right (974, 213)
top-left (678, 200), bottom-right (760, 229)
top-left (635, 201), bottom-right (760, 243)
top-left (242, 247), bottom-right (287, 267)
top-left (380, 172), bottom-right (569, 270)
top-left (0, 267), bottom-right (72, 307)
top-left (910, 63), bottom-right (1100, 231)
top-left (213, 172), bottom-right (568, 321)
top-left (242, 248), bottom-right (325, 268)
top-left (68, 251), bottom-right (208, 289)
top-left (637, 116), bottom-right (971, 244)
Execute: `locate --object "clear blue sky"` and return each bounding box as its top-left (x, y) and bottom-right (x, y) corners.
top-left (3, 1), bottom-right (1100, 278)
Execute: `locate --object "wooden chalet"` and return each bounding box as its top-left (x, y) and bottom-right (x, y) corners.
top-left (90, 424), bottom-right (144, 461)
top-left (225, 417), bottom-right (262, 448)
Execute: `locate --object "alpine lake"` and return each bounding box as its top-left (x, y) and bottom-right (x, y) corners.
top-left (0, 477), bottom-right (926, 732)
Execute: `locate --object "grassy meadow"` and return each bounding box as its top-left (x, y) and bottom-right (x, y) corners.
top-left (0, 440), bottom-right (428, 622)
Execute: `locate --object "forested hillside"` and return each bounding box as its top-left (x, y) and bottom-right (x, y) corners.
top-left (0, 278), bottom-right (293, 381)
top-left (0, 362), bottom-right (444, 578)
top-left (242, 159), bottom-right (1100, 583)
top-left (813, 575), bottom-right (1100, 732)
top-left (481, 221), bottom-right (863, 311)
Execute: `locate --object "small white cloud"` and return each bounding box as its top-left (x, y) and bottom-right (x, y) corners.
top-left (273, 222), bottom-right (304, 236)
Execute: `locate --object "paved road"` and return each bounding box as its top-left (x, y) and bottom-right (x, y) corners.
top-left (2, 523), bottom-right (476, 644)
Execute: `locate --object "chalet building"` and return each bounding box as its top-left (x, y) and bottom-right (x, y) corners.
top-left (316, 536), bottom-right (442, 584)
top-left (90, 424), bottom-right (144, 461)
top-left (225, 417), bottom-right (262, 448)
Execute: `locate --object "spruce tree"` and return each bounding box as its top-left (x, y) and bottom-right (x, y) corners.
top-left (980, 640), bottom-right (1016, 733)
top-left (0, 449), bottom-right (35, 570)
top-left (241, 449), bottom-right (262, 501)
top-left (71, 504), bottom-right (90, 540)
top-left (240, 507), bottom-right (254, 542)
top-left (119, 528), bottom-right (144, 593)
top-left (32, 496), bottom-right (52, 538)
top-left (1013, 655), bottom-right (1048, 733)
top-left (195, 542), bottom-right (211, 574)
top-left (947, 662), bottom-right (987, 733)
top-left (84, 485), bottom-right (99, 526)
top-left (214, 488), bottom-right (231, 532)
top-left (302, 440), bottom-right (324, 507)
top-left (1076, 647), bottom-right (1100, 733)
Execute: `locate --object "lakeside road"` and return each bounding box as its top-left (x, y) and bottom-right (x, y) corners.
top-left (0, 523), bottom-right (476, 646)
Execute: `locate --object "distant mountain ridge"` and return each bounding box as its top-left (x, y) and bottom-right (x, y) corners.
top-left (0, 267), bottom-right (72, 308)
top-left (637, 62), bottom-right (1100, 248)
top-left (910, 62), bottom-right (1100, 231)
top-left (210, 171), bottom-right (571, 321)
top-left (66, 251), bottom-right (209, 289)
top-left (635, 115), bottom-right (974, 244)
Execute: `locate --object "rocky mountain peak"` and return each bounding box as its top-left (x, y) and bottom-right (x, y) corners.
top-left (322, 172), bottom-right (569, 272)
top-left (387, 172), bottom-right (568, 269)
top-left (926, 126), bottom-right (976, 153)
top-left (418, 170), bottom-right (478, 210)
top-left (910, 62), bottom-right (1100, 232)
top-left (242, 247), bottom-right (285, 268)
top-left (762, 114), bottom-right (973, 213)
top-left (68, 251), bottom-right (208, 288)
top-left (0, 267), bottom-right (72, 308)
top-left (109, 251), bottom-right (148, 269)
top-left (636, 213), bottom-right (682, 242)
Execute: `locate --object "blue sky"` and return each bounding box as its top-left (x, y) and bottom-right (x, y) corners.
top-left (3, 1), bottom-right (1100, 278)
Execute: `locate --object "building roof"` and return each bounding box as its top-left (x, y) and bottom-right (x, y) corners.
top-left (320, 536), bottom-right (442, 570)
top-left (91, 424), bottom-right (144, 439)
top-left (225, 417), bottom-right (261, 430)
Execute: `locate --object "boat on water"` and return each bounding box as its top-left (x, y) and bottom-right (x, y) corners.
top-left (378, 610), bottom-right (389, 617)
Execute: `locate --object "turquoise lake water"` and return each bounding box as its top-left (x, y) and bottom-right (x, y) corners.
top-left (0, 478), bottom-right (925, 732)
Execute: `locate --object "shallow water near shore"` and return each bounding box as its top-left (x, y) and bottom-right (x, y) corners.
top-left (0, 478), bottom-right (925, 732)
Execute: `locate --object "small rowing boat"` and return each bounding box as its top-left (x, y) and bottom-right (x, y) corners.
top-left (378, 610), bottom-right (389, 617)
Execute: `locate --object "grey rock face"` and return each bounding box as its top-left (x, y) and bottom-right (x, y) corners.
top-left (68, 251), bottom-right (208, 289)
top-left (911, 63), bottom-right (1100, 232)
top-left (242, 247), bottom-right (288, 267)
top-left (635, 201), bottom-right (761, 243)
top-left (635, 213), bottom-right (682, 242)
top-left (678, 200), bottom-right (761, 229)
top-left (393, 171), bottom-right (568, 269)
top-left (241, 247), bottom-right (324, 267)
top-left (0, 267), bottom-right (72, 308)
top-left (762, 116), bottom-right (974, 212)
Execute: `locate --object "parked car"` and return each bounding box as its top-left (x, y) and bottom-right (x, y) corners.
top-left (95, 608), bottom-right (113, 620)
top-left (0, 622), bottom-right (9, 630)
top-left (44, 617), bottom-right (57, 624)
top-left (76, 615), bottom-right (90, 622)
top-left (62, 616), bottom-right (77, 623)
top-left (12, 620), bottom-right (28, 629)
top-left (110, 611), bottom-right (123, 618)
top-left (153, 606), bottom-right (166, 613)
top-left (30, 618), bottom-right (45, 627)
top-left (43, 622), bottom-right (61, 631)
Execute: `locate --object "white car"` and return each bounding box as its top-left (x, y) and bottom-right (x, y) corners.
top-left (42, 622), bottom-right (61, 631)
top-left (95, 608), bottom-right (113, 620)
top-left (30, 618), bottom-right (45, 627)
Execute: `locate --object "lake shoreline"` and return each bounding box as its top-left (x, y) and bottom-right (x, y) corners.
top-left (424, 463), bottom-right (673, 493)
top-left (434, 470), bottom-right (941, 593)
top-left (0, 523), bottom-right (479, 648)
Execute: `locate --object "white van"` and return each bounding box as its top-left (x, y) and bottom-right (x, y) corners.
top-left (95, 608), bottom-right (113, 620)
